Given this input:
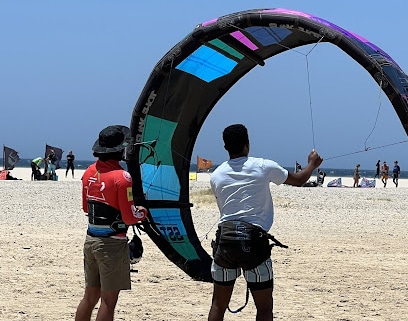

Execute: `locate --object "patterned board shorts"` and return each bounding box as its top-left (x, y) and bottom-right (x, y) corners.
top-left (211, 258), bottom-right (273, 290)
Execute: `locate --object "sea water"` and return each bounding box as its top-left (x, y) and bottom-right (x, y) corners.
top-left (3, 158), bottom-right (94, 170)
top-left (3, 159), bottom-right (406, 179)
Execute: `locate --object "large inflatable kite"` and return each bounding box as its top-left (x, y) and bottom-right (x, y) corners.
top-left (126, 8), bottom-right (408, 282)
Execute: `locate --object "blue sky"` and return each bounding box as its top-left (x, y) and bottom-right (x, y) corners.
top-left (2, 1), bottom-right (408, 170)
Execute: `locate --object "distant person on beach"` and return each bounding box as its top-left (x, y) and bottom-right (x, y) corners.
top-left (353, 164), bottom-right (360, 188)
top-left (317, 168), bottom-right (326, 186)
top-left (208, 124), bottom-right (323, 320)
top-left (46, 149), bottom-right (57, 180)
top-left (66, 150), bottom-right (75, 178)
top-left (392, 161), bottom-right (401, 187)
top-left (295, 161), bottom-right (302, 173)
top-left (31, 157), bottom-right (43, 181)
top-left (381, 161), bottom-right (389, 188)
top-left (374, 160), bottom-right (381, 178)
top-left (75, 125), bottom-right (147, 321)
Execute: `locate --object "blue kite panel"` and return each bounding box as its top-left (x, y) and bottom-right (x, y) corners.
top-left (176, 46), bottom-right (238, 82)
top-left (141, 163), bottom-right (180, 200)
top-left (246, 26), bottom-right (292, 46)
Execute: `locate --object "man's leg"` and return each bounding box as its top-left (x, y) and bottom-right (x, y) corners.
top-left (251, 287), bottom-right (273, 321)
top-left (75, 286), bottom-right (101, 321)
top-left (243, 258), bottom-right (274, 321)
top-left (51, 165), bottom-right (56, 180)
top-left (31, 163), bottom-right (36, 180)
top-left (95, 290), bottom-right (120, 321)
top-left (208, 283), bottom-right (234, 321)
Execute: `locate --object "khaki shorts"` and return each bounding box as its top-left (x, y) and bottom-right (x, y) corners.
top-left (83, 235), bottom-right (131, 291)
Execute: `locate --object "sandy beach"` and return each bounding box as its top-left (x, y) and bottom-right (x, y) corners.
top-left (1, 168), bottom-right (407, 320)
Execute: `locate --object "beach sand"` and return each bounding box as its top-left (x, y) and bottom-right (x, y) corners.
top-left (0, 168), bottom-right (407, 320)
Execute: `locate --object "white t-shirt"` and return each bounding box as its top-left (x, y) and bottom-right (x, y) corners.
top-left (210, 156), bottom-right (288, 231)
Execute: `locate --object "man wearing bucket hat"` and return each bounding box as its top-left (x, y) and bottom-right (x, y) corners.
top-left (75, 125), bottom-right (147, 321)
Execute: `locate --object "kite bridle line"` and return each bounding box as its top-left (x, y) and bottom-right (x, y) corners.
top-left (271, 32), bottom-right (408, 161)
top-left (324, 139), bottom-right (408, 161)
top-left (303, 36), bottom-right (325, 151)
top-left (363, 77), bottom-right (383, 150)
top-left (323, 72), bottom-right (408, 160)
top-left (228, 21), bottom-right (322, 150)
top-left (230, 20), bottom-right (408, 161)
top-left (275, 35), bottom-right (324, 152)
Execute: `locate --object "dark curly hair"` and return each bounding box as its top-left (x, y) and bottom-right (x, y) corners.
top-left (223, 124), bottom-right (249, 154)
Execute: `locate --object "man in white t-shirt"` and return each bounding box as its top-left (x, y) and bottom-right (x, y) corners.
top-left (208, 124), bottom-right (323, 321)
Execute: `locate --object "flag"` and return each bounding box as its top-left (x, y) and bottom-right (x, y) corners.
top-left (45, 144), bottom-right (64, 169)
top-left (3, 145), bottom-right (20, 170)
top-left (196, 155), bottom-right (213, 172)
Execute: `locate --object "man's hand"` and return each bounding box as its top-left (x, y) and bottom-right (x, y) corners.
top-left (132, 206), bottom-right (148, 221)
top-left (307, 149), bottom-right (323, 169)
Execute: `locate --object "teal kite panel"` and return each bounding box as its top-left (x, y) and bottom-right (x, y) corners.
top-left (139, 115), bottom-right (176, 166)
top-left (150, 208), bottom-right (199, 260)
top-left (208, 39), bottom-right (244, 60)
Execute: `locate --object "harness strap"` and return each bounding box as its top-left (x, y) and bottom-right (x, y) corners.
top-left (87, 230), bottom-right (112, 238)
top-left (227, 286), bottom-right (250, 314)
top-left (266, 234), bottom-right (289, 249)
top-left (87, 200), bottom-right (127, 236)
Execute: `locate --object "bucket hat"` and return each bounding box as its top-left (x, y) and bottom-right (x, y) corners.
top-left (92, 125), bottom-right (130, 154)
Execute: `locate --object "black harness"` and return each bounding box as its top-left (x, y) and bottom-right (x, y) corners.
top-left (212, 220), bottom-right (288, 314)
top-left (86, 200), bottom-right (127, 237)
top-left (212, 220), bottom-right (288, 270)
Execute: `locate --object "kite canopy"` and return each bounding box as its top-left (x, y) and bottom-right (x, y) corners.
top-left (127, 8), bottom-right (408, 282)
